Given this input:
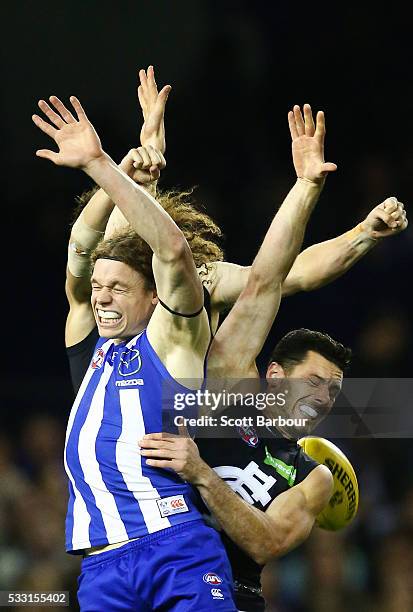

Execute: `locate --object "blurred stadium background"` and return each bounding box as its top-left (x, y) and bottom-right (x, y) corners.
top-left (2, 2), bottom-right (413, 610)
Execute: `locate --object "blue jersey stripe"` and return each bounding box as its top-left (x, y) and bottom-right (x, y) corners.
top-left (95, 383), bottom-right (148, 538)
top-left (65, 331), bottom-right (204, 552)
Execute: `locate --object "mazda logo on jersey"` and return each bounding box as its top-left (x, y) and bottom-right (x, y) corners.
top-left (118, 348), bottom-right (142, 376)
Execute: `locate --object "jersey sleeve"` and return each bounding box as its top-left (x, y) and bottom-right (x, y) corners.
top-left (66, 327), bottom-right (99, 394)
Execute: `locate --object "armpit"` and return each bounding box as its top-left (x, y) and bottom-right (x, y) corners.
top-left (197, 262), bottom-right (218, 292)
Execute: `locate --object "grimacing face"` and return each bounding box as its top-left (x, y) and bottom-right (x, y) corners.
top-left (266, 350), bottom-right (343, 438)
top-left (91, 259), bottom-right (157, 342)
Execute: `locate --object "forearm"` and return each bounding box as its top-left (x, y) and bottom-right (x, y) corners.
top-left (104, 184), bottom-right (158, 239)
top-left (282, 222), bottom-right (378, 296)
top-left (84, 154), bottom-right (183, 260)
top-left (68, 188), bottom-right (112, 280)
top-left (195, 462), bottom-right (297, 565)
top-left (104, 206), bottom-right (129, 240)
top-left (79, 187), bottom-right (115, 232)
top-left (251, 179), bottom-right (323, 288)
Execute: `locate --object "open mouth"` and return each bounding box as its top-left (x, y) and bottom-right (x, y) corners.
top-left (299, 404), bottom-right (319, 419)
top-left (97, 309), bottom-right (123, 327)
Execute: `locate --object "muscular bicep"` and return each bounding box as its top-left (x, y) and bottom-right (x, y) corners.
top-left (147, 251), bottom-right (211, 384)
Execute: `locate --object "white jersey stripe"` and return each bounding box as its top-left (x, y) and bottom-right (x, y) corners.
top-left (64, 357), bottom-right (99, 549)
top-left (118, 389), bottom-right (171, 532)
top-left (77, 360), bottom-right (129, 543)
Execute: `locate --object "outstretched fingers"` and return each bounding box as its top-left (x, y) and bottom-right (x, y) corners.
top-left (38, 100), bottom-right (65, 128)
top-left (303, 104), bottom-right (315, 136)
top-left (69, 96), bottom-right (89, 122)
top-left (315, 110), bottom-right (326, 143)
top-left (293, 105), bottom-right (305, 136)
top-left (151, 85), bottom-right (171, 126)
top-left (49, 96), bottom-right (76, 123)
top-left (147, 65), bottom-right (159, 98)
top-left (32, 113), bottom-right (57, 139)
top-left (137, 84), bottom-right (147, 117)
top-left (288, 110), bottom-right (299, 140)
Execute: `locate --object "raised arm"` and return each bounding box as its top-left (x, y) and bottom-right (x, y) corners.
top-left (282, 196), bottom-right (407, 295)
top-left (33, 95), bottom-right (210, 373)
top-left (104, 66), bottom-right (170, 239)
top-left (208, 105), bottom-right (336, 377)
top-left (139, 434), bottom-right (333, 565)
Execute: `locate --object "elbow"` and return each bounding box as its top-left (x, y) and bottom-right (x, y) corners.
top-left (251, 532), bottom-right (285, 565)
top-left (252, 549), bottom-right (274, 566)
top-left (246, 267), bottom-right (282, 298)
top-left (252, 541), bottom-right (282, 566)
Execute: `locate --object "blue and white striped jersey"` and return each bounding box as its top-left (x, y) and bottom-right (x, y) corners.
top-left (64, 330), bottom-right (203, 553)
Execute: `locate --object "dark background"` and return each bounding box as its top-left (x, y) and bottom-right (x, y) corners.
top-left (2, 2), bottom-right (413, 611)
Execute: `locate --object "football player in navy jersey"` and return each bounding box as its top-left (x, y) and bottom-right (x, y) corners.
top-left (139, 104), bottom-right (407, 611)
top-left (33, 93), bottom-right (239, 611)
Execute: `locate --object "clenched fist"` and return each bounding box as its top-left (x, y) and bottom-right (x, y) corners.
top-left (361, 197), bottom-right (408, 240)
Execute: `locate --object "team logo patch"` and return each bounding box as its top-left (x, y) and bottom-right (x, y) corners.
top-left (156, 495), bottom-right (188, 517)
top-left (211, 588), bottom-right (224, 600)
top-left (237, 424), bottom-right (259, 447)
top-left (118, 348), bottom-right (142, 377)
top-left (203, 572), bottom-right (223, 585)
top-left (91, 348), bottom-right (105, 369)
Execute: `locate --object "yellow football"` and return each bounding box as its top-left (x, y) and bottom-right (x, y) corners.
top-left (297, 437), bottom-right (359, 531)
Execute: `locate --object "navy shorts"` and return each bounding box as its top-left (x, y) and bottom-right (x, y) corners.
top-left (77, 519), bottom-right (236, 611)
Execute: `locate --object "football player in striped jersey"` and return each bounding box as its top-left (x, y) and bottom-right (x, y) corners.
top-left (33, 93), bottom-right (239, 610)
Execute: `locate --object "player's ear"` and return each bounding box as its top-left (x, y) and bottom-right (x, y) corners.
top-left (151, 289), bottom-right (158, 306)
top-left (266, 361), bottom-right (285, 387)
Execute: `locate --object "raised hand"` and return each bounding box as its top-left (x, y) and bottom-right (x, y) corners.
top-left (32, 96), bottom-right (104, 169)
top-left (119, 145), bottom-right (166, 183)
top-left (138, 65), bottom-right (171, 154)
top-left (361, 197), bottom-right (408, 239)
top-left (288, 104), bottom-right (337, 184)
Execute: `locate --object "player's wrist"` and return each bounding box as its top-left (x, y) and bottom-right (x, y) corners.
top-left (296, 176), bottom-right (325, 189)
top-left (82, 151), bottom-right (110, 176)
top-left (141, 181), bottom-right (158, 197)
top-left (192, 460), bottom-right (218, 490)
top-left (347, 222), bottom-right (380, 246)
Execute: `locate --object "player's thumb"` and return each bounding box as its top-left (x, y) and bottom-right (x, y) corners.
top-left (36, 149), bottom-right (59, 164)
top-left (177, 423), bottom-right (190, 438)
top-left (323, 162), bottom-right (338, 173)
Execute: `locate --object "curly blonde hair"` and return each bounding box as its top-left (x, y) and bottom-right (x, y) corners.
top-left (89, 188), bottom-right (224, 288)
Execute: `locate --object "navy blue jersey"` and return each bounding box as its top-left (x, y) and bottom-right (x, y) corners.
top-left (197, 406), bottom-right (319, 611)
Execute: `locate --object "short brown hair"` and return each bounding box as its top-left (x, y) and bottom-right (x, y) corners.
top-left (91, 229), bottom-right (154, 290)
top-left (269, 329), bottom-right (352, 373)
